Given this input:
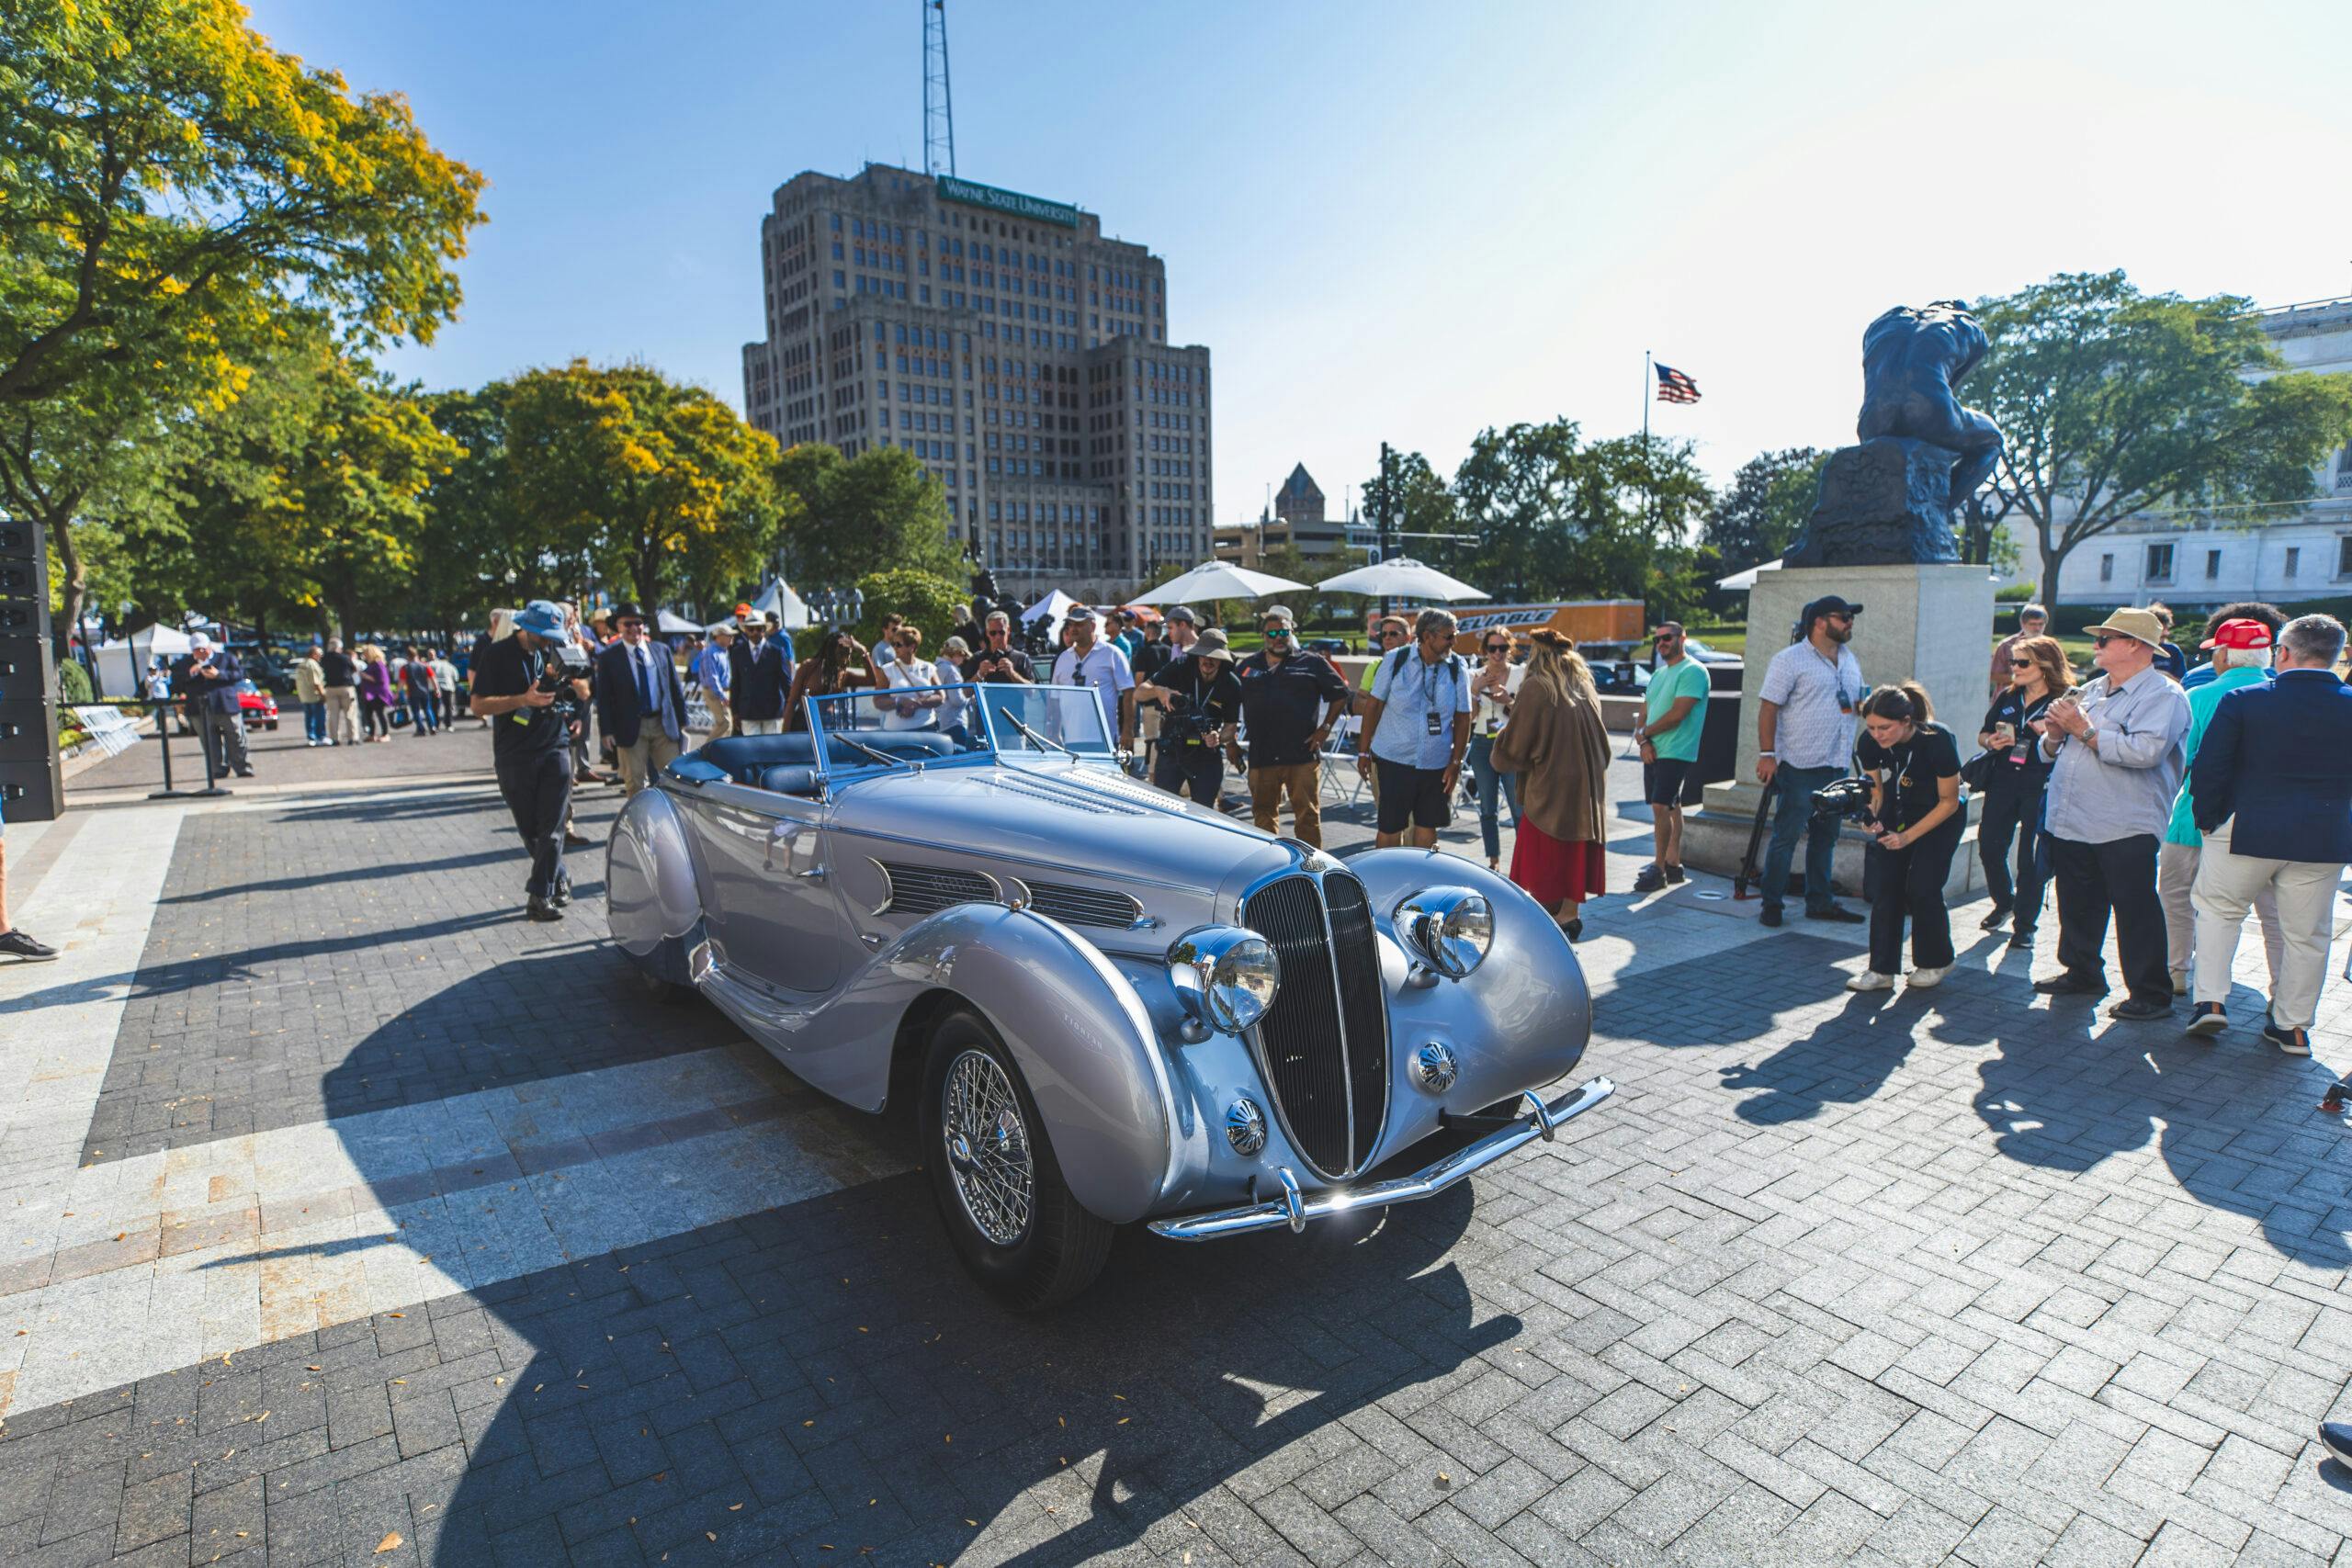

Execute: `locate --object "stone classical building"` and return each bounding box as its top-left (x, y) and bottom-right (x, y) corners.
top-left (741, 164), bottom-right (1212, 599)
top-left (2009, 293), bottom-right (2352, 608)
top-left (1211, 464), bottom-right (1371, 566)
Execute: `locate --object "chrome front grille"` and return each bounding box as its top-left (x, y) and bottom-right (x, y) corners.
top-left (1242, 870), bottom-right (1390, 1179)
top-left (875, 861), bottom-right (997, 917)
top-left (1022, 880), bottom-right (1142, 930)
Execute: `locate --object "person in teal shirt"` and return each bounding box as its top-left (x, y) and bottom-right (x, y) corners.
top-left (1633, 622), bottom-right (1711, 892)
top-left (2159, 617), bottom-right (2280, 998)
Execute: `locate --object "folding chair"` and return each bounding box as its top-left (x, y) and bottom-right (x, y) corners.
top-left (1318, 714), bottom-right (1368, 809)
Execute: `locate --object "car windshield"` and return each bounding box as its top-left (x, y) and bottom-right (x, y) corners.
top-left (802, 682), bottom-right (1116, 770)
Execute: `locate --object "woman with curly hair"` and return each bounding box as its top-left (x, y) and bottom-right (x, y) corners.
top-left (784, 626), bottom-right (880, 732)
top-left (1491, 629), bottom-right (1612, 941)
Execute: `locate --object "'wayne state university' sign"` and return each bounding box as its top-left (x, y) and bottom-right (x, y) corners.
top-left (936, 175), bottom-right (1079, 230)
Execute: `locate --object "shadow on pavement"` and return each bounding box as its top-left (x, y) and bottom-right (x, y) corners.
top-left (303, 964), bottom-right (1508, 1565)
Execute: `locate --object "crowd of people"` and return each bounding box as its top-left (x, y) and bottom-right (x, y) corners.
top-left (103, 590), bottom-right (2352, 1050)
top-left (1775, 595), bottom-right (2352, 1057)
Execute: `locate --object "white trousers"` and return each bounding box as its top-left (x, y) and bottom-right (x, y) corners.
top-left (736, 718), bottom-right (784, 736)
top-left (2190, 818), bottom-right (2345, 1030)
top-left (2159, 840), bottom-right (2280, 985)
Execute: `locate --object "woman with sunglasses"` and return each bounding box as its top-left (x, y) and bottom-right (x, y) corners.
top-left (1974, 634), bottom-right (2072, 947)
top-left (1464, 633), bottom-right (1524, 870)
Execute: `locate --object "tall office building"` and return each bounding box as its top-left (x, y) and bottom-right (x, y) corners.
top-left (741, 164), bottom-right (1212, 600)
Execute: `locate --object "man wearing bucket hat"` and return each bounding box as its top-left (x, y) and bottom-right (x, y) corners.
top-left (470, 600), bottom-right (594, 920)
top-left (2032, 605), bottom-right (2191, 1020)
top-left (1136, 626), bottom-right (1242, 806)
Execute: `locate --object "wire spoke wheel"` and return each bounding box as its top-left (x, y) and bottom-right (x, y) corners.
top-left (941, 1047), bottom-right (1035, 1247)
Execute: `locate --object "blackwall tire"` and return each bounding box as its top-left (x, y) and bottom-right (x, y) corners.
top-left (921, 1007), bottom-right (1114, 1310)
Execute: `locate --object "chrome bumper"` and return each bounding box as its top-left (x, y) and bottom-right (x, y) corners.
top-left (1147, 1077), bottom-right (1615, 1241)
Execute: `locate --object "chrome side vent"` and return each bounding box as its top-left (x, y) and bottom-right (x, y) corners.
top-left (1023, 881), bottom-right (1144, 930)
top-left (874, 861), bottom-right (998, 917)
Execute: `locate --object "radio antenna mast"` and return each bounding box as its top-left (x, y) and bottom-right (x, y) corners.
top-left (922, 0), bottom-right (956, 177)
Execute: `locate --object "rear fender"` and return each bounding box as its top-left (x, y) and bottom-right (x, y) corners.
top-left (607, 787), bottom-right (701, 956)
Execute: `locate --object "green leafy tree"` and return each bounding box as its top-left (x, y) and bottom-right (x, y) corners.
top-left (0, 355), bottom-right (196, 652)
top-left (777, 442), bottom-right (959, 590)
top-left (496, 361), bottom-right (785, 615)
top-left (853, 568), bottom-right (966, 648)
top-left (1452, 420), bottom-right (1708, 607)
top-left (1702, 447), bottom-right (1826, 570)
top-left (1973, 271), bottom-right (2352, 596)
top-left (1359, 449), bottom-right (1463, 566)
top-left (0, 0), bottom-right (485, 412)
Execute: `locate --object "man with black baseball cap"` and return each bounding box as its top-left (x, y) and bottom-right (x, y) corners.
top-left (1752, 595), bottom-right (1869, 927)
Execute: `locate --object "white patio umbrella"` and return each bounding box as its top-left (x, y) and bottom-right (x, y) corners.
top-left (1313, 557), bottom-right (1488, 602)
top-left (1128, 561), bottom-right (1308, 606)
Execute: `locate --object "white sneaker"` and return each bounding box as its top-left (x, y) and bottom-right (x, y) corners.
top-left (1845, 970), bottom-right (1894, 992)
top-left (1907, 965), bottom-right (1951, 988)
top-left (2169, 968), bottom-right (2188, 996)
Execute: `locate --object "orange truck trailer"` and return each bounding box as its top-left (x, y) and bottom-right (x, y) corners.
top-left (1429, 600), bottom-right (1648, 657)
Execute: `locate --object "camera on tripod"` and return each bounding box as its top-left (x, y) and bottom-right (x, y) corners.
top-left (1809, 775), bottom-right (1878, 828)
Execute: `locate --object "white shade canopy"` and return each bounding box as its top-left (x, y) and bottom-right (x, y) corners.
top-left (655, 609), bottom-right (702, 634)
top-left (1021, 588), bottom-right (1077, 625)
top-left (1314, 557), bottom-right (1488, 602)
top-left (750, 577), bottom-right (810, 630)
top-left (1128, 561), bottom-right (1308, 605)
top-left (1715, 559), bottom-right (1781, 592)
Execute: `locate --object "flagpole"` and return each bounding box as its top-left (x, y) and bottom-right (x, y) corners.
top-left (1643, 350), bottom-right (1655, 539)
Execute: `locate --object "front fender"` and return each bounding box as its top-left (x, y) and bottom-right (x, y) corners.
top-left (765, 904), bottom-right (1193, 1227)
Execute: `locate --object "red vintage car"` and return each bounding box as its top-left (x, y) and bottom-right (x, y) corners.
top-left (235, 679), bottom-right (280, 730)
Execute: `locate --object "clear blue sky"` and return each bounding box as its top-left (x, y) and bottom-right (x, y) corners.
top-left (249, 0), bottom-right (2352, 524)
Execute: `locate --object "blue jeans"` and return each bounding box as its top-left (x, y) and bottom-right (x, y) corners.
top-left (303, 700), bottom-right (325, 743)
top-left (411, 688), bottom-right (438, 734)
top-left (1464, 734), bottom-right (1522, 863)
top-left (1761, 763), bottom-right (1842, 913)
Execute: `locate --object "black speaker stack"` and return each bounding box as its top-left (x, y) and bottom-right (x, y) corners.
top-left (0, 520), bottom-right (63, 821)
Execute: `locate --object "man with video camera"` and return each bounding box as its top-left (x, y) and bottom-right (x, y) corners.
top-left (470, 600), bottom-right (593, 921)
top-left (1136, 626), bottom-right (1241, 806)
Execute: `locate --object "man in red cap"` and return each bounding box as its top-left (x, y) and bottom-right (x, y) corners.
top-left (2186, 613), bottom-right (2352, 1055)
top-left (2161, 618), bottom-right (2282, 1005)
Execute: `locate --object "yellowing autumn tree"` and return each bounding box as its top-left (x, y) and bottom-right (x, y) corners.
top-left (495, 362), bottom-right (788, 614)
top-left (0, 0), bottom-right (487, 410)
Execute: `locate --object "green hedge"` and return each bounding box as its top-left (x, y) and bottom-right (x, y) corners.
top-left (57, 658), bottom-right (92, 704)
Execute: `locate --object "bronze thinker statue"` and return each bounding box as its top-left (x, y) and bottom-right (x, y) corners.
top-left (1782, 300), bottom-right (2006, 568)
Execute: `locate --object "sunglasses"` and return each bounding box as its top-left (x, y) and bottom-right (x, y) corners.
top-left (2091, 635), bottom-right (2117, 649)
top-left (1484, 643), bottom-right (1510, 653)
top-left (2009, 659), bottom-right (2035, 669)
top-left (1264, 626), bottom-right (1293, 637)
top-left (1827, 614), bottom-right (1854, 624)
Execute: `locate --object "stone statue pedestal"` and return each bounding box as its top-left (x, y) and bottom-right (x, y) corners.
top-left (1679, 561), bottom-right (1997, 900)
top-left (1781, 438), bottom-right (1962, 568)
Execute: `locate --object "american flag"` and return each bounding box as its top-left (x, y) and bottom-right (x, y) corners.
top-left (1654, 362), bottom-right (1702, 404)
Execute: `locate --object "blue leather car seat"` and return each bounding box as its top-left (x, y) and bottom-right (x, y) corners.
top-left (695, 731), bottom-right (959, 788)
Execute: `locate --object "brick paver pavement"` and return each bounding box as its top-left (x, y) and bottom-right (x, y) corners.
top-left (3, 722), bottom-right (2349, 1565)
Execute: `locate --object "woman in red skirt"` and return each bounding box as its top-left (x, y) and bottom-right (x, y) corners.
top-left (1491, 629), bottom-right (1612, 941)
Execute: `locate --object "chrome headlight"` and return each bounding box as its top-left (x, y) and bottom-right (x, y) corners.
top-left (1167, 925), bottom-right (1281, 1035)
top-left (1395, 887), bottom-right (1493, 978)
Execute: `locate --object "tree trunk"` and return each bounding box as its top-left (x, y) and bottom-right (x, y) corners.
top-left (2037, 533), bottom-right (2068, 608)
top-left (46, 508), bottom-right (85, 670)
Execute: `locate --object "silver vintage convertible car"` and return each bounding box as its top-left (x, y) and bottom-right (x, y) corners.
top-left (606, 682), bottom-right (1611, 1306)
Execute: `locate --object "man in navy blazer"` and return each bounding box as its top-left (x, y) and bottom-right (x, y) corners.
top-left (594, 604), bottom-right (692, 796)
top-left (2186, 613), bottom-right (2352, 1055)
top-left (727, 612), bottom-right (795, 735)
